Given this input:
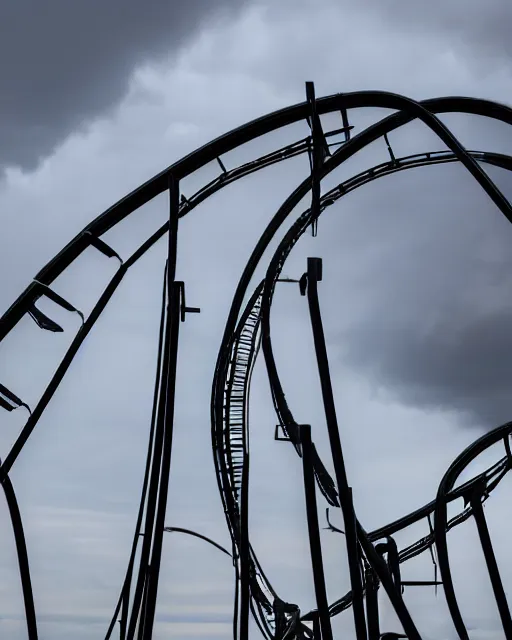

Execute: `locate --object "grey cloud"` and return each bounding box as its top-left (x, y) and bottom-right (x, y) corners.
top-left (4, 3), bottom-right (512, 634)
top-left (324, 157), bottom-right (512, 430)
top-left (370, 0), bottom-right (512, 64)
top-left (0, 0), bottom-right (246, 170)
top-left (343, 305), bottom-right (512, 428)
top-left (2, 0), bottom-right (511, 170)
top-left (309, 0), bottom-right (512, 77)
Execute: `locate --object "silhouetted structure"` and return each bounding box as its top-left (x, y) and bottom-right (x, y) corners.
top-left (2, 83), bottom-right (512, 639)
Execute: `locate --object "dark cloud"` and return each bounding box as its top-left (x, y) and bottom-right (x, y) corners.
top-left (0, 0), bottom-right (246, 170)
top-left (1, 0), bottom-right (509, 172)
top-left (344, 303), bottom-right (512, 428)
top-left (3, 3), bottom-right (512, 633)
top-left (328, 157), bottom-right (512, 429)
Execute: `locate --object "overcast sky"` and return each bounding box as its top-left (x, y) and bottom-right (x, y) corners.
top-left (2, 1), bottom-right (512, 639)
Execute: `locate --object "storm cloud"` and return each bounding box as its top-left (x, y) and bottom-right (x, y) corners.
top-left (328, 158), bottom-right (512, 430)
top-left (0, 0), bottom-right (246, 170)
top-left (3, 0), bottom-right (512, 637)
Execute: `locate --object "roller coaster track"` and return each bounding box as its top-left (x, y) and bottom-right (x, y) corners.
top-left (217, 144), bottom-right (512, 635)
top-left (2, 85), bottom-right (512, 638)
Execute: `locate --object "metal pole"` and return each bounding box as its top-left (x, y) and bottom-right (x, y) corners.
top-left (239, 451), bottom-right (250, 640)
top-left (140, 176), bottom-right (182, 638)
top-left (365, 567), bottom-right (380, 640)
top-left (300, 424), bottom-right (333, 640)
top-left (127, 176), bottom-right (181, 639)
top-left (303, 257), bottom-right (421, 640)
top-left (470, 488), bottom-right (512, 637)
top-left (312, 612), bottom-right (321, 639)
top-left (141, 280), bottom-right (181, 638)
top-left (302, 257), bottom-right (367, 640)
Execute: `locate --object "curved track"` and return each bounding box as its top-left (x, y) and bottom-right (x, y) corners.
top-left (2, 85), bottom-right (512, 639)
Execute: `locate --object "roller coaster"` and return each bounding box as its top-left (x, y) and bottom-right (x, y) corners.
top-left (1, 83), bottom-right (512, 639)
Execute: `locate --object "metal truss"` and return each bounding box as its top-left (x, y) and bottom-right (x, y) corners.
top-left (2, 83), bottom-right (512, 639)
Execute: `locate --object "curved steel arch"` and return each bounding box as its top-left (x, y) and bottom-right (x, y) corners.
top-left (212, 91), bottom-right (512, 638)
top-left (3, 92), bottom-right (512, 341)
top-left (212, 145), bottom-right (512, 638)
top-left (2, 84), bottom-right (512, 639)
top-left (435, 423), bottom-right (512, 639)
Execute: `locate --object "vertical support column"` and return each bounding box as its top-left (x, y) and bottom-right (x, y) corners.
top-left (232, 560), bottom-right (240, 640)
top-left (470, 486), bottom-right (512, 637)
top-left (300, 424), bottom-right (333, 640)
top-left (119, 586), bottom-right (128, 640)
top-left (126, 175), bottom-right (181, 640)
top-left (142, 281), bottom-right (181, 639)
top-left (301, 257), bottom-right (367, 640)
top-left (312, 611), bottom-right (321, 639)
top-left (239, 451), bottom-right (250, 640)
top-left (106, 266), bottom-right (169, 640)
top-left (305, 82), bottom-right (328, 237)
top-left (167, 174), bottom-right (179, 284)
top-left (365, 566), bottom-right (380, 640)
top-left (1, 470), bottom-right (39, 640)
top-left (434, 494), bottom-right (469, 640)
top-left (302, 257), bottom-right (421, 640)
top-left (141, 175), bottom-right (182, 639)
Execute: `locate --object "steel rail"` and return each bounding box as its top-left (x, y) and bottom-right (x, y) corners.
top-left (3, 89), bottom-right (512, 639)
top-left (435, 422), bottom-right (512, 639)
top-left (211, 147), bottom-right (512, 636)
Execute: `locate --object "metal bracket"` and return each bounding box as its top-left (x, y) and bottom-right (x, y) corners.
top-left (401, 580), bottom-right (443, 595)
top-left (324, 102), bottom-right (354, 149)
top-left (305, 82), bottom-right (330, 162)
top-left (28, 281), bottom-right (84, 332)
top-left (0, 383), bottom-right (30, 414)
top-left (84, 231), bottom-right (123, 264)
top-left (426, 513), bottom-right (439, 596)
top-left (323, 507), bottom-right (344, 535)
top-left (274, 424), bottom-right (291, 442)
top-left (461, 477), bottom-right (488, 508)
top-left (384, 133), bottom-right (397, 165)
top-left (299, 258), bottom-right (323, 297)
top-left (340, 105), bottom-right (352, 143)
top-left (305, 82), bottom-right (329, 237)
top-left (216, 156), bottom-right (228, 174)
top-left (176, 282), bottom-right (201, 322)
top-left (28, 305), bottom-right (64, 332)
top-left (325, 124), bottom-right (354, 145)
